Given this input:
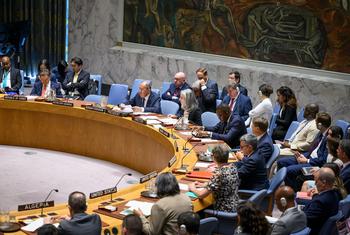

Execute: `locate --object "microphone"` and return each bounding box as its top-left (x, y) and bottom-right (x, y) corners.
top-left (171, 118), bottom-right (182, 139)
top-left (174, 140), bottom-right (179, 152)
top-left (183, 131), bottom-right (195, 153)
top-left (110, 173), bottom-right (132, 202)
top-left (176, 142), bottom-right (202, 173)
top-left (41, 189), bottom-right (59, 216)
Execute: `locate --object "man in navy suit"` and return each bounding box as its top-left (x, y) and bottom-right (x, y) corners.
top-left (161, 72), bottom-right (190, 106)
top-left (338, 139), bottom-right (350, 193)
top-left (277, 112), bottom-right (331, 191)
top-left (30, 69), bottom-right (62, 97)
top-left (126, 80), bottom-right (161, 113)
top-left (303, 167), bottom-right (341, 235)
top-left (222, 84), bottom-right (252, 121)
top-left (252, 116), bottom-right (274, 163)
top-left (220, 71), bottom-right (248, 99)
top-left (0, 56), bottom-right (22, 94)
top-left (62, 57), bottom-right (90, 99)
top-left (195, 104), bottom-right (246, 148)
top-left (193, 68), bottom-right (218, 113)
top-left (234, 134), bottom-right (269, 190)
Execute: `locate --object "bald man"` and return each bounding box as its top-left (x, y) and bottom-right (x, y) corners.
top-left (161, 72), bottom-right (191, 105)
top-left (271, 186), bottom-right (307, 235)
top-left (0, 56), bottom-right (22, 94)
top-left (303, 167), bottom-right (342, 235)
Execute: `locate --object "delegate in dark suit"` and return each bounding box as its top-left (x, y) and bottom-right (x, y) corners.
top-left (127, 91), bottom-right (161, 113)
top-left (58, 213), bottom-right (101, 235)
top-left (205, 114), bottom-right (246, 148)
top-left (303, 189), bottom-right (341, 235)
top-left (341, 164), bottom-right (350, 194)
top-left (0, 67), bottom-right (22, 94)
top-left (30, 81), bottom-right (63, 97)
top-left (272, 105), bottom-right (297, 141)
top-left (271, 207), bottom-right (307, 235)
top-left (258, 133), bottom-right (274, 163)
top-left (235, 150), bottom-right (269, 190)
top-left (223, 93), bottom-right (252, 121)
top-left (198, 79), bottom-right (218, 113)
top-left (62, 69), bottom-right (90, 99)
top-left (220, 84), bottom-right (248, 100)
top-left (161, 82), bottom-right (191, 105)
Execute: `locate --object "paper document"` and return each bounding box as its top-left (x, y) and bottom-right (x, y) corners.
top-left (158, 118), bottom-right (178, 125)
top-left (179, 183), bottom-right (189, 191)
top-left (179, 131), bottom-right (192, 136)
top-left (195, 162), bottom-right (212, 168)
top-left (201, 139), bottom-right (221, 143)
top-left (21, 218), bottom-right (59, 232)
top-left (265, 216), bottom-right (278, 224)
top-left (125, 200), bottom-right (154, 216)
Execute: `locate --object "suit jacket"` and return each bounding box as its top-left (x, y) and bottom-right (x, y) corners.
top-left (258, 133), bottom-right (274, 163)
top-left (161, 82), bottom-right (191, 105)
top-left (0, 67), bottom-right (22, 93)
top-left (30, 80), bottom-right (63, 97)
top-left (271, 207), bottom-right (307, 235)
top-left (306, 133), bottom-right (329, 167)
top-left (272, 105), bottom-right (297, 140)
top-left (223, 93), bottom-right (252, 121)
top-left (341, 164), bottom-right (350, 194)
top-left (58, 213), bottom-right (101, 235)
top-left (198, 79), bottom-right (218, 112)
top-left (140, 194), bottom-right (192, 235)
top-left (303, 189), bottom-right (341, 235)
top-left (62, 69), bottom-right (90, 99)
top-left (188, 107), bottom-right (202, 126)
top-left (127, 91), bottom-right (161, 113)
top-left (220, 84), bottom-right (248, 99)
top-left (205, 114), bottom-right (247, 148)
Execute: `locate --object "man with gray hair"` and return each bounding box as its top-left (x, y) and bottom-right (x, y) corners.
top-left (234, 134), bottom-right (269, 190)
top-left (126, 80), bottom-right (161, 113)
top-left (303, 167), bottom-right (341, 235)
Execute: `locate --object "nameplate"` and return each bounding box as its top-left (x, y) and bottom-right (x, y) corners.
top-left (4, 95), bottom-right (27, 101)
top-left (52, 101), bottom-right (74, 107)
top-left (159, 128), bottom-right (170, 138)
top-left (85, 105), bottom-right (107, 113)
top-left (89, 187), bottom-right (117, 199)
top-left (132, 117), bottom-right (146, 125)
top-left (18, 200), bottom-right (54, 212)
top-left (139, 171), bottom-right (157, 184)
top-left (168, 155), bottom-right (177, 167)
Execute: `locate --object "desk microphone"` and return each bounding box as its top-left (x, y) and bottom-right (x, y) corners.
top-left (110, 173), bottom-right (132, 202)
top-left (183, 130), bottom-right (195, 153)
top-left (41, 189), bottom-right (59, 216)
top-left (170, 118), bottom-right (181, 139)
top-left (176, 142), bottom-right (201, 173)
top-left (174, 140), bottom-right (179, 152)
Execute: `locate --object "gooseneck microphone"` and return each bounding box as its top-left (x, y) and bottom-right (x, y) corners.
top-left (177, 142), bottom-right (202, 173)
top-left (41, 189), bottom-right (59, 216)
top-left (182, 133), bottom-right (194, 153)
top-left (110, 173), bottom-right (132, 202)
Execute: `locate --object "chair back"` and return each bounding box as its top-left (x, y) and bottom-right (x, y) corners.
top-left (248, 189), bottom-right (268, 207)
top-left (216, 99), bottom-right (222, 107)
top-left (284, 121), bottom-right (300, 141)
top-left (130, 79), bottom-right (144, 99)
top-left (161, 81), bottom-right (171, 96)
top-left (266, 144), bottom-right (280, 174)
top-left (84, 95), bottom-right (102, 103)
top-left (90, 74), bottom-right (102, 95)
top-left (319, 211), bottom-right (342, 235)
top-left (160, 100), bottom-right (179, 115)
top-left (290, 227), bottom-right (311, 235)
top-left (268, 113), bottom-right (278, 136)
top-left (273, 103), bottom-right (281, 114)
top-left (267, 167), bottom-right (287, 195)
top-left (246, 127), bottom-right (252, 134)
top-left (199, 217), bottom-right (219, 235)
top-left (201, 112), bottom-right (220, 128)
top-left (335, 120), bottom-right (350, 138)
top-left (340, 194), bottom-right (350, 218)
top-left (151, 88), bottom-right (160, 96)
top-left (107, 84), bottom-right (129, 105)
top-left (19, 70), bottom-right (24, 95)
top-left (297, 107), bottom-right (305, 122)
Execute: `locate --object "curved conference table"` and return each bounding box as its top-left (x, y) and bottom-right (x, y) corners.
top-left (0, 98), bottom-right (214, 234)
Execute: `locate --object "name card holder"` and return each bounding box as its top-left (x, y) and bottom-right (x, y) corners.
top-left (18, 201), bottom-right (54, 212)
top-left (85, 105), bottom-right (107, 113)
top-left (89, 187), bottom-right (118, 199)
top-left (52, 101), bottom-right (74, 107)
top-left (4, 95), bottom-right (27, 101)
top-left (139, 171), bottom-right (157, 184)
top-left (159, 128), bottom-right (170, 138)
top-left (168, 155), bottom-right (177, 167)
top-left (132, 117), bottom-right (146, 125)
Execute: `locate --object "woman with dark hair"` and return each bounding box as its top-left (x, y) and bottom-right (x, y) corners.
top-left (52, 60), bottom-right (70, 84)
top-left (134, 172), bottom-right (192, 235)
top-left (35, 59), bottom-right (54, 83)
top-left (234, 202), bottom-right (270, 235)
top-left (189, 145), bottom-right (239, 212)
top-left (272, 86), bottom-right (297, 141)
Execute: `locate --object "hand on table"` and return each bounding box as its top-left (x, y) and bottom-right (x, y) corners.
top-left (133, 208), bottom-right (144, 217)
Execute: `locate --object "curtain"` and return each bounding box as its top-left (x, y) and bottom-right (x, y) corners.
top-left (0, 0), bottom-right (66, 77)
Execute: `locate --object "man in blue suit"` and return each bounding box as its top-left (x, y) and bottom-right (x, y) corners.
top-left (303, 167), bottom-right (341, 235)
top-left (220, 71), bottom-right (248, 99)
top-left (234, 134), bottom-right (269, 190)
top-left (195, 104), bottom-right (246, 148)
top-left (0, 56), bottom-right (22, 94)
top-left (222, 84), bottom-right (252, 121)
top-left (126, 80), bottom-right (161, 113)
top-left (194, 68), bottom-right (218, 112)
top-left (161, 72), bottom-right (190, 106)
top-left (30, 69), bottom-right (62, 97)
top-left (252, 116), bottom-right (274, 163)
top-left (277, 112), bottom-right (331, 191)
top-left (338, 139), bottom-right (350, 193)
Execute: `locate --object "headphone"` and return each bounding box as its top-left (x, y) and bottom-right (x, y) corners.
top-left (258, 90), bottom-right (263, 97)
top-left (236, 86), bottom-right (240, 92)
top-left (317, 122), bottom-right (323, 129)
top-left (179, 224), bottom-right (187, 235)
top-left (280, 197), bottom-right (287, 208)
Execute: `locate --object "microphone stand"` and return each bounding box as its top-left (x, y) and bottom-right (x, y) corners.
top-left (110, 173), bottom-right (132, 202)
top-left (40, 189), bottom-right (59, 217)
top-left (176, 142), bottom-right (201, 173)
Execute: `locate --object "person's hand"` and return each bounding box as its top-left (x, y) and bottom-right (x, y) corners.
top-left (295, 152), bottom-right (308, 164)
top-left (133, 208), bottom-right (144, 217)
top-left (199, 79), bottom-right (206, 86)
top-left (235, 151), bottom-right (244, 161)
top-left (0, 88), bottom-right (5, 93)
top-left (132, 106), bottom-right (143, 112)
top-left (196, 130), bottom-right (210, 138)
top-left (112, 105), bottom-right (121, 111)
top-left (188, 182), bottom-right (197, 192)
top-left (281, 141), bottom-right (290, 148)
top-left (168, 114), bottom-right (177, 118)
top-left (307, 187), bottom-right (318, 197)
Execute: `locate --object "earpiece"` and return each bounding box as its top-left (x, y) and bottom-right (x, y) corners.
top-left (236, 86), bottom-right (240, 92)
top-left (258, 90), bottom-right (263, 97)
top-left (280, 197), bottom-right (287, 207)
top-left (179, 224), bottom-right (187, 235)
top-left (317, 122), bottom-right (323, 128)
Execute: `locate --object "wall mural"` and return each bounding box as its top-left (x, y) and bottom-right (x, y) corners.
top-left (123, 0), bottom-right (350, 73)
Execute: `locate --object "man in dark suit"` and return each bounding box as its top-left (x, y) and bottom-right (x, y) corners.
top-left (193, 68), bottom-right (218, 112)
top-left (271, 186), bottom-right (307, 235)
top-left (338, 139), bottom-right (350, 193)
top-left (56, 191), bottom-right (101, 235)
top-left (161, 72), bottom-right (191, 105)
top-left (30, 69), bottom-right (62, 97)
top-left (220, 71), bottom-right (248, 99)
top-left (277, 112), bottom-right (331, 191)
top-left (303, 167), bottom-right (341, 235)
top-left (234, 134), bottom-right (269, 190)
top-left (126, 80), bottom-right (161, 113)
top-left (252, 116), bottom-right (274, 163)
top-left (222, 84), bottom-right (252, 121)
top-left (0, 56), bottom-right (22, 94)
top-left (62, 57), bottom-right (90, 99)
top-left (195, 104), bottom-right (246, 148)
top-left (191, 80), bottom-right (216, 113)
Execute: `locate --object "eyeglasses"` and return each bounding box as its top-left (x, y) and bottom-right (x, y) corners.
top-left (240, 144), bottom-right (249, 149)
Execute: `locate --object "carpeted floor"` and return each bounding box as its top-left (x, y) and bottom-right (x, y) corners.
top-left (0, 145), bottom-right (142, 210)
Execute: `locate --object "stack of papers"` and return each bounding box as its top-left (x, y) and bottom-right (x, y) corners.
top-left (21, 218), bottom-right (59, 232)
top-left (123, 200), bottom-right (154, 216)
top-left (158, 118), bottom-right (178, 125)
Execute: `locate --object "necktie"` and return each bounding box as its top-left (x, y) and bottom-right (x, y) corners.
top-left (308, 133), bottom-right (323, 155)
top-left (229, 98), bottom-right (235, 110)
top-left (141, 98), bottom-right (145, 107)
top-left (174, 87), bottom-right (180, 97)
top-left (41, 84), bottom-right (47, 97)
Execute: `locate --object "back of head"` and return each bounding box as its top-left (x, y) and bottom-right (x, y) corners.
top-left (252, 116), bottom-right (269, 133)
top-left (327, 136), bottom-right (341, 159)
top-left (237, 202), bottom-right (270, 235)
top-left (340, 139), bottom-right (350, 159)
top-left (318, 167), bottom-right (336, 188)
top-left (122, 214), bottom-right (143, 235)
top-left (212, 145), bottom-right (229, 164)
top-left (329, 125), bottom-right (344, 139)
top-left (275, 186), bottom-right (295, 211)
top-left (68, 191), bottom-right (87, 214)
top-left (258, 84), bottom-right (273, 97)
top-left (37, 224), bottom-right (58, 235)
top-left (181, 89), bottom-right (198, 111)
top-left (240, 134), bottom-right (258, 151)
top-left (177, 212), bottom-right (200, 235)
top-left (304, 103), bottom-right (319, 119)
top-left (316, 112), bottom-right (332, 129)
top-left (323, 162), bottom-right (340, 177)
top-left (156, 172), bottom-right (180, 198)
